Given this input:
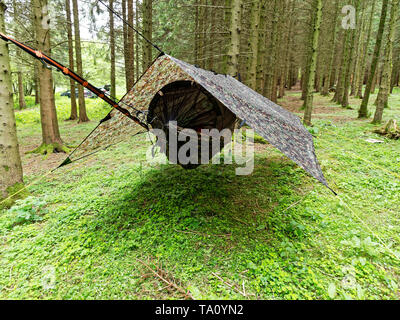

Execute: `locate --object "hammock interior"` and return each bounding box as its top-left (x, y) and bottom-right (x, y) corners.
top-left (147, 80), bottom-right (237, 168)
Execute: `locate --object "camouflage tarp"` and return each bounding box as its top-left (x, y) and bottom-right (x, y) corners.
top-left (63, 54), bottom-right (330, 190)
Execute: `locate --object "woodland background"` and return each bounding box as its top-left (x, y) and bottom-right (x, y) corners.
top-left (0, 0), bottom-right (399, 300)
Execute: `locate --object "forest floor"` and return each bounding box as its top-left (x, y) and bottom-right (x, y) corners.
top-left (1, 89), bottom-right (399, 300)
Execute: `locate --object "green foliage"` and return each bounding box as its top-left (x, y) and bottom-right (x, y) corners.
top-left (1, 182), bottom-right (29, 210)
top-left (0, 92), bottom-right (399, 300)
top-left (14, 95), bottom-right (111, 127)
top-left (5, 196), bottom-right (47, 229)
top-left (13, 96), bottom-right (37, 110)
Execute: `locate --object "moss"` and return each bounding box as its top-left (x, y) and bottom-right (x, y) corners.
top-left (240, 130), bottom-right (268, 144)
top-left (0, 182), bottom-right (29, 209)
top-left (28, 143), bottom-right (70, 159)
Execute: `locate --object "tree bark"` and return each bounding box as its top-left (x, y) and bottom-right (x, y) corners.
top-left (246, 0), bottom-right (260, 90)
top-left (122, 0), bottom-right (129, 90)
top-left (208, 0), bottom-right (217, 70)
top-left (135, 0), bottom-right (140, 81)
top-left (72, 0), bottom-right (89, 123)
top-left (256, 1), bottom-right (266, 93)
top-left (303, 0), bottom-right (322, 126)
top-left (333, 30), bottom-right (349, 104)
top-left (126, 0), bottom-right (135, 89)
top-left (373, 0), bottom-right (399, 123)
top-left (321, 0), bottom-right (340, 96)
top-left (351, 0), bottom-right (367, 96)
top-left (109, 0), bottom-right (116, 97)
top-left (357, 0), bottom-right (377, 98)
top-left (34, 63), bottom-right (39, 104)
top-left (13, 0), bottom-right (26, 110)
top-left (65, 0), bottom-right (77, 120)
top-left (0, 0), bottom-right (23, 199)
top-left (265, 0), bottom-right (279, 99)
top-left (32, 0), bottom-right (67, 154)
top-left (17, 72), bottom-right (26, 110)
top-left (142, 0), bottom-right (153, 72)
top-left (342, 0), bottom-right (361, 108)
top-left (359, 0), bottom-right (389, 118)
top-left (226, 0), bottom-right (242, 76)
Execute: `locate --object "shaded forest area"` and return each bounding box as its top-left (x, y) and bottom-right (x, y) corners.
top-left (0, 0), bottom-right (399, 300)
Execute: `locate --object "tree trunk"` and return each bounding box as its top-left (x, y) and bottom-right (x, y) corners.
top-left (194, 0), bottom-right (199, 65)
top-left (0, 0), bottom-right (23, 199)
top-left (359, 0), bottom-right (389, 118)
top-left (246, 0), bottom-right (260, 90)
top-left (226, 0), bottom-right (242, 76)
top-left (342, 0), bottom-right (361, 108)
top-left (373, 0), bottom-right (399, 124)
top-left (208, 0), bottom-right (217, 70)
top-left (34, 63), bottom-right (39, 104)
top-left (32, 0), bottom-right (67, 154)
top-left (321, 0), bottom-right (340, 96)
top-left (142, 0), bottom-right (153, 72)
top-left (256, 0), bottom-right (266, 93)
top-left (17, 72), bottom-right (26, 109)
top-left (109, 0), bottom-right (116, 97)
top-left (13, 0), bottom-right (26, 110)
top-left (197, 0), bottom-right (205, 67)
top-left (65, 0), bottom-right (77, 121)
top-left (135, 0), bottom-right (140, 81)
top-left (303, 0), bottom-right (322, 126)
top-left (350, 0), bottom-right (366, 97)
top-left (72, 0), bottom-right (89, 123)
top-left (333, 30), bottom-right (349, 104)
top-left (122, 0), bottom-right (129, 90)
top-left (301, 4), bottom-right (314, 102)
top-left (126, 0), bottom-right (135, 89)
top-left (357, 0), bottom-right (377, 98)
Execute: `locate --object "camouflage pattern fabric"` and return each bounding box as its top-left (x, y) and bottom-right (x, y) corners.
top-left (68, 55), bottom-right (193, 161)
top-left (168, 56), bottom-right (329, 188)
top-left (64, 54), bottom-right (330, 190)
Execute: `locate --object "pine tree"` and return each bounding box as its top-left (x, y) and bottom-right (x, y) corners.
top-left (126, 0), bottom-right (135, 89)
top-left (303, 0), bottom-right (323, 126)
top-left (65, 0), bottom-right (77, 121)
top-left (356, 0), bottom-right (377, 99)
top-left (359, 0), bottom-right (389, 118)
top-left (31, 0), bottom-right (67, 154)
top-left (321, 0), bottom-right (340, 96)
top-left (12, 0), bottom-right (26, 109)
top-left (142, 0), bottom-right (153, 72)
top-left (226, 0), bottom-right (242, 76)
top-left (373, 0), bottom-right (399, 123)
top-left (246, 0), bottom-right (260, 90)
top-left (72, 0), bottom-right (89, 123)
top-left (0, 0), bottom-right (23, 199)
top-left (108, 0), bottom-right (116, 97)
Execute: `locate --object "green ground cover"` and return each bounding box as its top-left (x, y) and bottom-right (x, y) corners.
top-left (1, 90), bottom-right (399, 299)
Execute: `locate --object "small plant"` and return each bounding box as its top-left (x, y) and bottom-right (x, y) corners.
top-left (306, 126), bottom-right (319, 136)
top-left (7, 196), bottom-right (47, 228)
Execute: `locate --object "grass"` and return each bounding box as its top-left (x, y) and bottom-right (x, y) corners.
top-left (0, 90), bottom-right (399, 300)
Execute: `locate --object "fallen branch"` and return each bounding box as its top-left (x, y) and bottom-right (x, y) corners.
top-left (211, 272), bottom-right (248, 298)
top-left (136, 258), bottom-right (194, 300)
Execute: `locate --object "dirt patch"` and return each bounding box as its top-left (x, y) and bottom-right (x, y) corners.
top-left (279, 90), bottom-right (339, 115)
top-left (19, 121), bottom-right (93, 177)
top-left (279, 93), bottom-right (304, 113)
